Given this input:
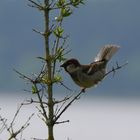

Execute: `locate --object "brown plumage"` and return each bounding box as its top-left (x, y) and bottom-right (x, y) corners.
top-left (61, 45), bottom-right (120, 89)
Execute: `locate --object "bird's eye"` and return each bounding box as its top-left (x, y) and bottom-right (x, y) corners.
top-left (68, 62), bottom-right (72, 65)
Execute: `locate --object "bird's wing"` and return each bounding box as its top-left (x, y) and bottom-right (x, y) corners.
top-left (82, 61), bottom-right (105, 75)
top-left (81, 65), bottom-right (91, 75)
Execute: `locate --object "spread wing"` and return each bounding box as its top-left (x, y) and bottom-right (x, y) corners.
top-left (82, 61), bottom-right (106, 75)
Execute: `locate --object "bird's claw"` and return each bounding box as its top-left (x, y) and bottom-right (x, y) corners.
top-left (81, 88), bottom-right (86, 93)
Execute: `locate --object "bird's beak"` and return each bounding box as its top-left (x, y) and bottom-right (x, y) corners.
top-left (60, 63), bottom-right (64, 67)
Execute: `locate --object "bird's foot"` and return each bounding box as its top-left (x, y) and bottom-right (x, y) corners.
top-left (81, 87), bottom-right (86, 93)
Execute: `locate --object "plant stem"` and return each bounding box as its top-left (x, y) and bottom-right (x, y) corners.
top-left (44, 0), bottom-right (54, 140)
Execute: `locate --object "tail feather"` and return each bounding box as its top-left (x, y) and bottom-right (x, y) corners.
top-left (94, 45), bottom-right (120, 62)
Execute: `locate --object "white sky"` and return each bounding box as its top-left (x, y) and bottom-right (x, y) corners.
top-left (0, 94), bottom-right (140, 140)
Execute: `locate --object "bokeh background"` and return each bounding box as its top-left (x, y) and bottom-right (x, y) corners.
top-left (0, 0), bottom-right (140, 139)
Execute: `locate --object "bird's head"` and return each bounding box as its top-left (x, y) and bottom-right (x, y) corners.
top-left (60, 58), bottom-right (81, 73)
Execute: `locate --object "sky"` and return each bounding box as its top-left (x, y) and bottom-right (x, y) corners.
top-left (0, 0), bottom-right (140, 139)
top-left (0, 96), bottom-right (140, 140)
top-left (0, 0), bottom-right (140, 97)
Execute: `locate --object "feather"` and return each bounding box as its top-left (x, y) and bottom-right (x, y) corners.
top-left (94, 45), bottom-right (120, 62)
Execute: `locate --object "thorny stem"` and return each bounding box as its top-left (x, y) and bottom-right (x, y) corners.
top-left (36, 87), bottom-right (48, 122)
top-left (52, 11), bottom-right (63, 76)
top-left (104, 61), bottom-right (128, 77)
top-left (0, 103), bottom-right (34, 140)
top-left (54, 90), bottom-right (84, 122)
top-left (52, 37), bottom-right (60, 77)
top-left (44, 0), bottom-right (54, 140)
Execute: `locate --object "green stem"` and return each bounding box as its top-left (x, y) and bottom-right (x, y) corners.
top-left (44, 0), bottom-right (54, 140)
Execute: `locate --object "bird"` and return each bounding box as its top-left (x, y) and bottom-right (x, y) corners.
top-left (60, 45), bottom-right (120, 91)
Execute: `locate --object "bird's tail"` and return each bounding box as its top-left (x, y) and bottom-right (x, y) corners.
top-left (94, 45), bottom-right (120, 62)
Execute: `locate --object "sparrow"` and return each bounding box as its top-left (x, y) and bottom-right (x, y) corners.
top-left (60, 45), bottom-right (120, 91)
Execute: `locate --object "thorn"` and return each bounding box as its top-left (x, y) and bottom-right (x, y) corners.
top-left (112, 66), bottom-right (115, 77)
top-left (31, 98), bottom-right (33, 103)
top-left (116, 61), bottom-right (119, 67)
